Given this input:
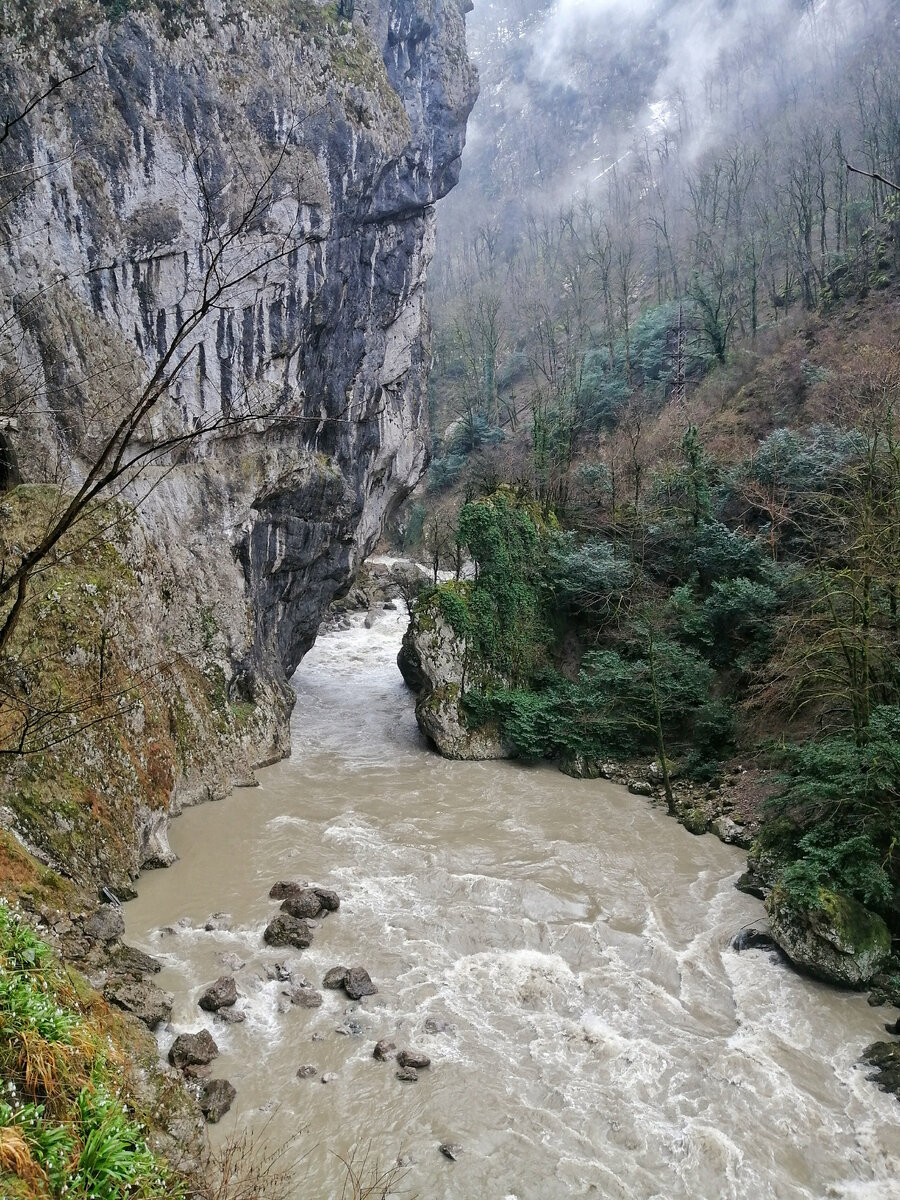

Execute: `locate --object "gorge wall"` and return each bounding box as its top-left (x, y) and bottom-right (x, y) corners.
top-left (0, 0), bottom-right (476, 890)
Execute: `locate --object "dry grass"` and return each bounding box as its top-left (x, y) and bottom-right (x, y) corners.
top-left (0, 1125), bottom-right (46, 1190)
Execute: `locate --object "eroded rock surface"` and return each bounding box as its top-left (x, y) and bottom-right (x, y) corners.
top-left (766, 888), bottom-right (891, 987)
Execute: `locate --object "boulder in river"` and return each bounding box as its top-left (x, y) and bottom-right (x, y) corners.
top-left (627, 780), bottom-right (653, 797)
top-left (204, 912), bottom-right (232, 931)
top-left (424, 1017), bottom-right (454, 1035)
top-left (198, 976), bottom-right (238, 1011)
top-left (104, 979), bottom-right (173, 1029)
top-left (344, 966), bottom-right (378, 1000)
top-left (398, 593), bottom-right (511, 760)
top-left (397, 1048), bottom-right (431, 1069)
top-left (280, 890), bottom-right (324, 919)
top-left (396, 1065), bottom-right (419, 1082)
top-left (263, 914), bottom-right (315, 949)
top-left (861, 1041), bottom-right (900, 1099)
top-left (313, 886), bottom-right (341, 911)
top-left (270, 881), bottom-right (309, 900)
top-left (198, 1078), bottom-right (236, 1123)
top-left (731, 924), bottom-right (779, 954)
top-left (680, 807), bottom-right (709, 836)
top-left (323, 966), bottom-right (349, 989)
top-left (374, 1039), bottom-right (397, 1060)
top-left (290, 985), bottom-right (323, 1008)
top-left (296, 1064), bottom-right (318, 1078)
top-left (168, 1030), bottom-right (219, 1071)
top-left (766, 886), bottom-right (891, 987)
top-left (439, 1143), bottom-right (462, 1161)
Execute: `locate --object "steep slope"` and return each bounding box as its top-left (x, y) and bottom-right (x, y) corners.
top-left (0, 0), bottom-right (476, 887)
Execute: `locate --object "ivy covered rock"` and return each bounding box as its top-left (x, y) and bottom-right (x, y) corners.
top-left (766, 886), bottom-right (891, 988)
top-left (398, 588), bottom-right (510, 760)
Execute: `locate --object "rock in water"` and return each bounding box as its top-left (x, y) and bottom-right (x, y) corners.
top-left (204, 912), bottom-right (231, 931)
top-left (373, 1040), bottom-right (397, 1060)
top-left (198, 1079), bottom-right (236, 1123)
top-left (398, 596), bottom-right (510, 759)
top-left (397, 1049), bottom-right (431, 1069)
top-left (296, 1064), bottom-right (318, 1078)
top-left (263, 915), bottom-right (315, 949)
top-left (424, 1017), bottom-right (454, 1035)
top-left (731, 924), bottom-right (778, 953)
top-left (280, 890), bottom-right (324, 919)
top-left (104, 979), bottom-right (173, 1029)
top-left (108, 943), bottom-right (162, 977)
top-left (766, 887), bottom-right (891, 987)
top-left (198, 976), bottom-right (238, 1011)
top-left (396, 1066), bottom-right (419, 1082)
top-left (861, 1041), bottom-right (900, 1099)
top-left (290, 986), bottom-right (323, 1008)
top-left (323, 966), bottom-right (349, 989)
top-left (344, 966), bottom-right (378, 1000)
top-left (313, 887), bottom-right (341, 912)
top-left (168, 1030), bottom-right (219, 1071)
top-left (439, 1143), bottom-right (462, 1161)
top-left (269, 881), bottom-right (309, 900)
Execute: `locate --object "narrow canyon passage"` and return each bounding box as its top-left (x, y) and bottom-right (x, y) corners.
top-left (125, 610), bottom-right (900, 1199)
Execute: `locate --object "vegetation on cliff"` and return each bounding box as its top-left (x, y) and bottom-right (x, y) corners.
top-left (0, 901), bottom-right (178, 1200)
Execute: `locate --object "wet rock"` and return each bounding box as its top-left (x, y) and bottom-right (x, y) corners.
top-left (731, 924), bottom-right (778, 954)
top-left (397, 1049), bottom-right (431, 1069)
top-left (198, 1078), bottom-right (237, 1123)
top-left (439, 1143), bottom-right (462, 1161)
top-left (399, 599), bottom-right (510, 759)
top-left (169, 1030), bottom-right (219, 1071)
top-left (108, 943), bottom-right (162, 978)
top-left (627, 780), bottom-right (653, 797)
top-left (296, 1064), bottom-right (318, 1078)
top-left (322, 966), bottom-right (349, 989)
top-left (85, 904), bottom-right (125, 943)
top-left (263, 914), bottom-right (314, 949)
top-left (220, 952), bottom-right (245, 972)
top-left (214, 1007), bottom-right (246, 1025)
top-left (280, 890), bottom-right (323, 920)
top-left (335, 1020), bottom-right (363, 1037)
top-left (861, 1041), bottom-right (900, 1098)
top-left (204, 912), bottom-right (232, 932)
top-left (313, 887), bottom-right (340, 912)
top-left (423, 1016), bottom-right (454, 1035)
top-left (710, 815), bottom-right (751, 848)
top-left (766, 888), bottom-right (891, 987)
top-left (680, 807), bottom-right (709, 836)
top-left (290, 986), bottom-right (323, 1009)
top-left (104, 979), bottom-right (173, 1029)
top-left (321, 1072), bottom-right (338, 1084)
top-left (396, 1066), bottom-right (419, 1082)
top-left (558, 754), bottom-right (605, 780)
top-left (885, 1018), bottom-right (900, 1036)
top-left (264, 959), bottom-right (295, 982)
top-left (735, 870), bottom-right (767, 901)
top-left (344, 966), bottom-right (377, 1000)
top-left (374, 1039), bottom-right (397, 1060)
top-left (269, 881), bottom-right (309, 900)
top-left (198, 976), bottom-right (238, 1012)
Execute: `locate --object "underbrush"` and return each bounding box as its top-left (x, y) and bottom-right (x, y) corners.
top-left (0, 901), bottom-right (178, 1200)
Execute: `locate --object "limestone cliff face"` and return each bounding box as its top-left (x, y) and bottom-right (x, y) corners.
top-left (0, 0), bottom-right (476, 885)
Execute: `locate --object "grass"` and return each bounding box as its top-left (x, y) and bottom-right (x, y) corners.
top-left (0, 900), bottom-right (181, 1200)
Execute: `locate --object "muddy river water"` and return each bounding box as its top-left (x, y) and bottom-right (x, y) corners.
top-left (125, 609), bottom-right (900, 1199)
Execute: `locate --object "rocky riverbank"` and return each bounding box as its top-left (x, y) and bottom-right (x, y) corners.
top-left (397, 592), bottom-right (900, 1098)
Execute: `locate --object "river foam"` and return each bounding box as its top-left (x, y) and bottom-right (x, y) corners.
top-left (124, 610), bottom-right (900, 1199)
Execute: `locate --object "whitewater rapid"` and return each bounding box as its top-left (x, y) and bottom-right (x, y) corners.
top-left (125, 609), bottom-right (900, 1199)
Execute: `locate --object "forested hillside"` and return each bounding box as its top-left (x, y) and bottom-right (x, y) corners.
top-left (399, 0), bottom-right (900, 995)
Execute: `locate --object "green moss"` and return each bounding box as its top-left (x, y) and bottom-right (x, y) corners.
top-left (818, 888), bottom-right (891, 956)
top-left (680, 807), bottom-right (709, 836)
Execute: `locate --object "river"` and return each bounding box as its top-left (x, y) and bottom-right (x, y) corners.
top-left (124, 608), bottom-right (900, 1199)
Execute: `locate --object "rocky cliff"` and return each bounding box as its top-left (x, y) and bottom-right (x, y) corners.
top-left (0, 0), bottom-right (476, 888)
